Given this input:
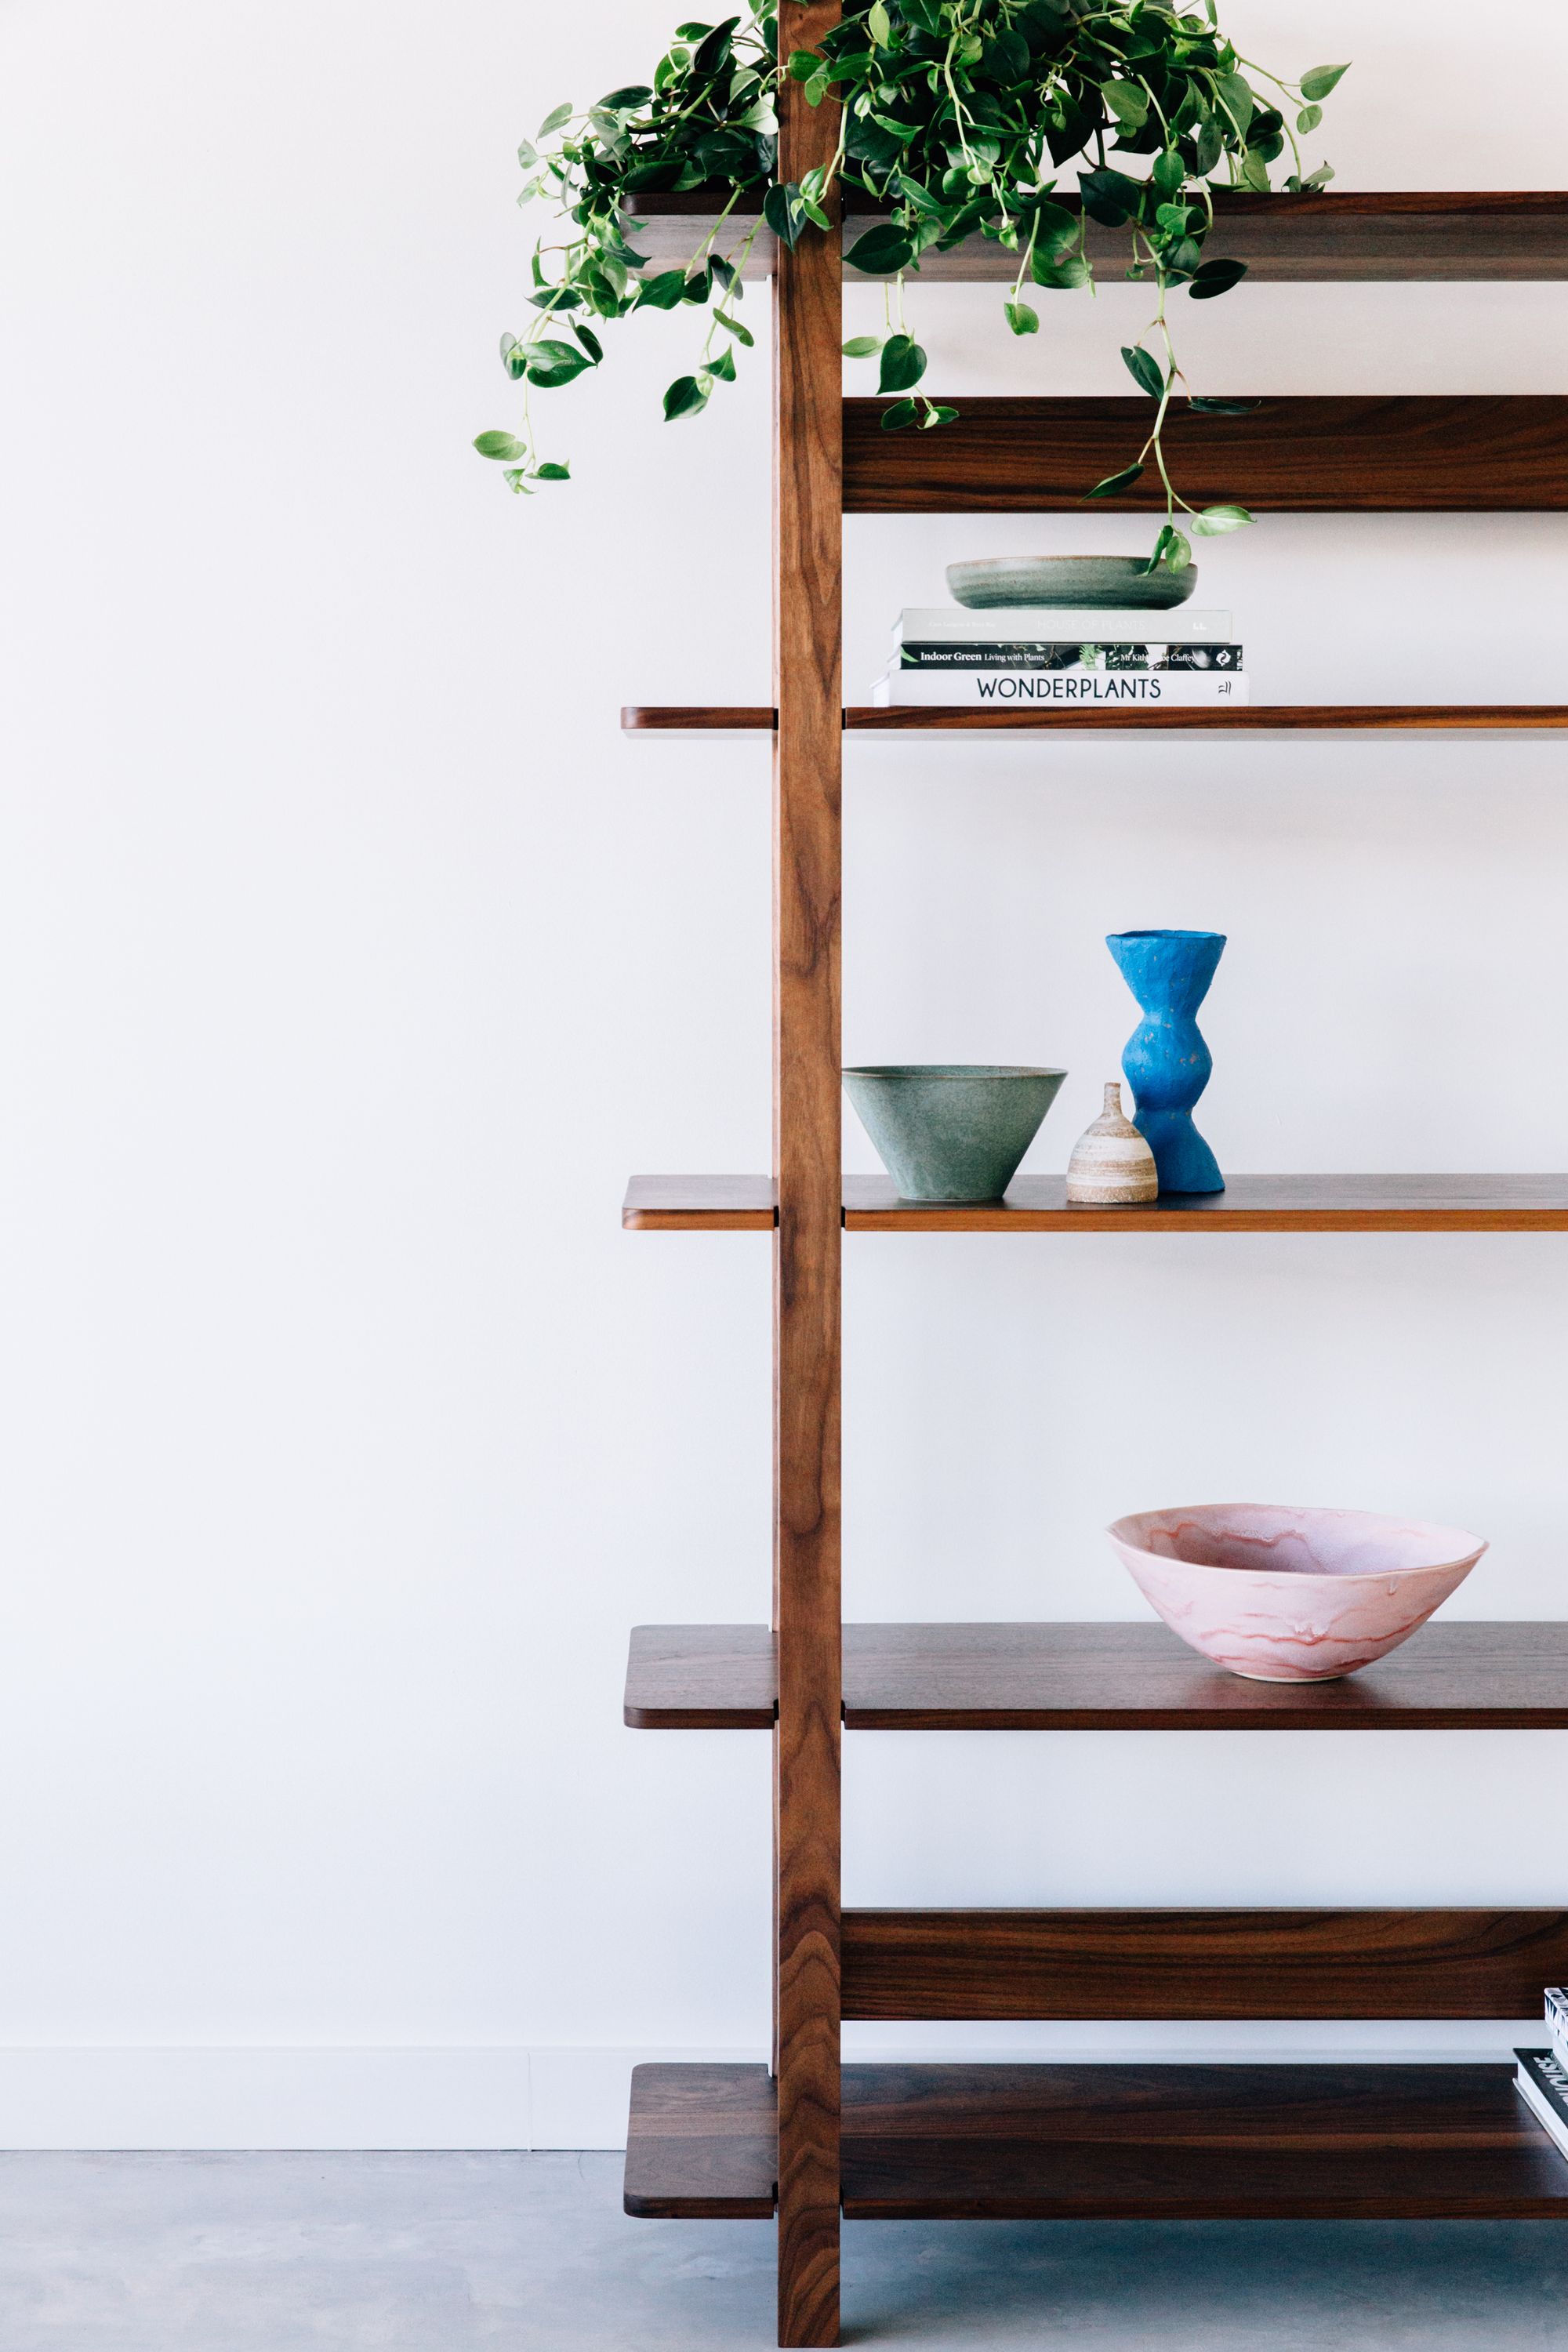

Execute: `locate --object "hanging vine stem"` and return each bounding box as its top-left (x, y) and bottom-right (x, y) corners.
top-left (476, 3), bottom-right (1348, 568)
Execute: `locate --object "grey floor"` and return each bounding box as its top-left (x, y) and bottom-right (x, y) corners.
top-left (2, 2151), bottom-right (1567, 2350)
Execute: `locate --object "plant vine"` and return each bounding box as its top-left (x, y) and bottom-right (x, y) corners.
top-left (477, 2), bottom-right (1347, 571)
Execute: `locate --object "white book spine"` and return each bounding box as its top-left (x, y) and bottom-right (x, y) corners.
top-left (895, 607), bottom-right (1232, 643)
top-left (1516, 2051), bottom-right (1568, 2161)
top-left (1545, 1986), bottom-right (1568, 2065)
top-left (873, 669), bottom-right (1250, 708)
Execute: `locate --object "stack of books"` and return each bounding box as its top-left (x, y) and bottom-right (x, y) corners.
top-left (872, 605), bottom-right (1248, 708)
top-left (1514, 1991), bottom-right (1568, 2154)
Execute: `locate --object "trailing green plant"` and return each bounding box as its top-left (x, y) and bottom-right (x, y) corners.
top-left (477, 2), bottom-right (1347, 571)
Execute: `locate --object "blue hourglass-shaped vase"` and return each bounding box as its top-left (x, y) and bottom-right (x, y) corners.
top-left (1106, 930), bottom-right (1227, 1194)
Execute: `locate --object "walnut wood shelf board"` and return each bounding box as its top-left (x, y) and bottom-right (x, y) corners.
top-left (626, 2061), bottom-right (1568, 2220)
top-left (625, 1621), bottom-right (1568, 1733)
top-left (841, 1908), bottom-right (1568, 2022)
top-left (844, 397), bottom-right (1568, 512)
top-left (623, 1174), bottom-right (1568, 1232)
top-left (622, 705), bottom-right (1568, 734)
top-left (624, 2064), bottom-right (779, 2218)
top-left (627, 191), bottom-right (1568, 282)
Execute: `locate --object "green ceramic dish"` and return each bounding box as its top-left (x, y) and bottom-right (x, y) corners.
top-left (946, 556), bottom-right (1198, 611)
top-left (844, 1065), bottom-right (1067, 1203)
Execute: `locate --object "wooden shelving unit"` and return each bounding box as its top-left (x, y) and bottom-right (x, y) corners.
top-left (616, 20), bottom-right (1568, 2338)
top-left (625, 703), bottom-right (1568, 731)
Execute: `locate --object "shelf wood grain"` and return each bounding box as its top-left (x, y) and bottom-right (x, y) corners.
top-left (625, 1621), bottom-right (1568, 1733)
top-left (841, 1909), bottom-right (1568, 2022)
top-left (624, 2063), bottom-right (778, 2218)
top-left (844, 396), bottom-right (1568, 512)
top-left (626, 2060), bottom-right (1568, 2220)
top-left (623, 1174), bottom-right (1568, 1233)
top-left (626, 190), bottom-right (1568, 283)
top-left (622, 705), bottom-right (1568, 734)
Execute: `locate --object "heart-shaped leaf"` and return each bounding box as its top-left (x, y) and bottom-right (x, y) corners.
top-left (845, 222), bottom-right (916, 275)
top-left (840, 335), bottom-right (884, 358)
top-left (663, 375), bottom-right (710, 422)
top-left (1121, 343), bottom-right (1165, 399)
top-left (1189, 503), bottom-right (1254, 535)
top-left (474, 430), bottom-right (527, 461)
top-left (878, 333), bottom-right (927, 394)
top-left (1299, 61), bottom-right (1350, 102)
top-left (1188, 256), bottom-right (1248, 299)
top-left (1005, 301), bottom-right (1040, 336)
top-left (880, 397), bottom-right (920, 430)
top-left (1083, 462), bottom-right (1146, 500)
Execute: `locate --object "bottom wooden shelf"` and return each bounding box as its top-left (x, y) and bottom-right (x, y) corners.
top-left (626, 2060), bottom-right (1568, 2221)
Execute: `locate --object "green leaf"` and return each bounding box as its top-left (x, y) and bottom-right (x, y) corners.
top-left (524, 339), bottom-right (592, 387)
top-left (517, 140), bottom-right (539, 169)
top-left (708, 345), bottom-right (738, 382)
top-left (868, 0), bottom-right (892, 45)
top-left (635, 270), bottom-right (686, 311)
top-left (880, 397), bottom-right (920, 430)
top-left (1121, 343), bottom-right (1165, 399)
top-left (1152, 147), bottom-right (1186, 194)
top-left (1083, 462), bottom-right (1145, 499)
top-left (717, 310), bottom-right (756, 347)
top-left (1188, 256), bottom-right (1247, 299)
top-left (1078, 166), bottom-right (1143, 227)
top-left (1029, 198), bottom-right (1082, 253)
top-left (599, 84), bottom-right (652, 111)
top-left (1189, 503), bottom-right (1254, 535)
top-left (1295, 102), bottom-right (1323, 134)
top-left (534, 463), bottom-right (572, 481)
top-left (1031, 249), bottom-right (1091, 290)
top-left (878, 332), bottom-right (927, 394)
top-left (663, 375), bottom-right (710, 422)
top-left (1160, 528), bottom-right (1192, 572)
top-left (1101, 80), bottom-right (1151, 131)
top-left (763, 182), bottom-right (806, 249)
top-left (1004, 301), bottom-right (1040, 336)
top-left (840, 334), bottom-right (884, 358)
top-left (537, 102), bottom-right (572, 137)
top-left (845, 222), bottom-right (916, 274)
top-left (1299, 61), bottom-right (1350, 102)
top-left (1189, 395), bottom-right (1261, 415)
top-left (503, 470), bottom-right (534, 495)
top-left (1240, 147), bottom-right (1271, 194)
top-left (1211, 72), bottom-right (1254, 137)
top-left (474, 430), bottom-right (527, 461)
top-left (572, 322), bottom-right (604, 365)
top-left (923, 402), bottom-right (959, 428)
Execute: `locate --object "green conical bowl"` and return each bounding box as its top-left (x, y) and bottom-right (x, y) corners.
top-left (844, 1065), bottom-right (1067, 1203)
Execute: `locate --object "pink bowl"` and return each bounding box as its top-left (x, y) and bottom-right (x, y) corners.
top-left (1106, 1503), bottom-right (1489, 1682)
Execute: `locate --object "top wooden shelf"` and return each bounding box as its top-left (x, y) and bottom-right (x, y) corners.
top-left (629, 190), bottom-right (1568, 283)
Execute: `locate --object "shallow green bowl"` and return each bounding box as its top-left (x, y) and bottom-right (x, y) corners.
top-left (946, 556), bottom-right (1198, 611)
top-left (844, 1065), bottom-right (1068, 1203)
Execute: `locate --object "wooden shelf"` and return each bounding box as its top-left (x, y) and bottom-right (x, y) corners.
top-left (623, 1174), bottom-right (1568, 1232)
top-left (628, 190), bottom-right (1568, 284)
top-left (625, 1621), bottom-right (1568, 1733)
top-left (624, 704), bottom-right (1568, 735)
top-left (844, 395), bottom-right (1568, 512)
top-left (842, 1908), bottom-right (1568, 2024)
top-left (627, 2061), bottom-right (1568, 2220)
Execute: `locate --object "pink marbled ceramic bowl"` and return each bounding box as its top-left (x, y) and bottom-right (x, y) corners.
top-left (1106, 1503), bottom-right (1488, 1682)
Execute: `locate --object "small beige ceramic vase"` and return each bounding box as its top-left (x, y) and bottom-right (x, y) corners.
top-left (1066, 1082), bottom-right (1159, 1206)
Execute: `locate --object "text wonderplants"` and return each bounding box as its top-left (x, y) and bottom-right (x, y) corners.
top-left (477, 2), bottom-right (1346, 567)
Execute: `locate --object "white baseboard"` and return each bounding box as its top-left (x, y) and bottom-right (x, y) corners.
top-left (0, 2024), bottom-right (1534, 2151)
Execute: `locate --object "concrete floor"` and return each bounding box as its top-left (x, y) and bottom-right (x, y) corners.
top-left (1, 2151), bottom-right (1566, 2349)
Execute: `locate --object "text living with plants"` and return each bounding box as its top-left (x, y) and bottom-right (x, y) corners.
top-left (477, 1), bottom-right (1347, 569)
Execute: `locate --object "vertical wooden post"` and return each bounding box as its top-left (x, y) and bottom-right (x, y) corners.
top-left (773, 5), bottom-right (842, 2346)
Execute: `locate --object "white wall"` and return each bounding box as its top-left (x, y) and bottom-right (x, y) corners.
top-left (1, 0), bottom-right (1566, 2147)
